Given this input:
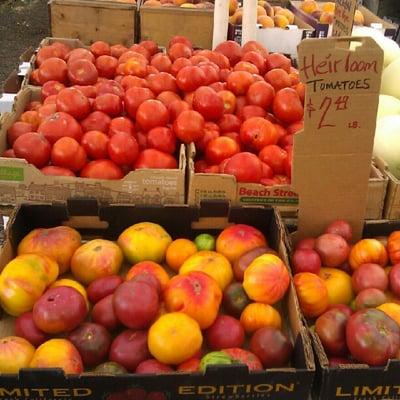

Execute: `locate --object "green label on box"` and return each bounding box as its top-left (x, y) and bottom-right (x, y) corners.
top-left (0, 166), bottom-right (24, 181)
top-left (240, 196), bottom-right (299, 205)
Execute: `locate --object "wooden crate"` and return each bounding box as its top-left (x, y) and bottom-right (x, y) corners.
top-left (49, 0), bottom-right (137, 45)
top-left (139, 6), bottom-right (214, 49)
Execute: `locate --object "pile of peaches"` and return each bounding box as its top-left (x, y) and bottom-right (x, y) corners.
top-left (0, 222), bottom-right (294, 375)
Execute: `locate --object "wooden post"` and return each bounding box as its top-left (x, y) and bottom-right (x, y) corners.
top-left (241, 0), bottom-right (258, 45)
top-left (212, 0), bottom-right (230, 49)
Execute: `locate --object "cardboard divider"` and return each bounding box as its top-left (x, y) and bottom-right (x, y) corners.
top-left (292, 36), bottom-right (383, 242)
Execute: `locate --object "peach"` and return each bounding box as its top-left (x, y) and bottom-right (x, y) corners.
top-left (216, 224), bottom-right (267, 264)
top-left (377, 303), bottom-right (400, 326)
top-left (164, 271), bottom-right (222, 329)
top-left (17, 226), bottom-right (81, 274)
top-left (319, 12), bottom-right (334, 25)
top-left (354, 10), bottom-right (364, 26)
top-left (179, 250), bottom-right (233, 291)
top-left (0, 336), bottom-right (35, 373)
top-left (181, 3), bottom-right (196, 7)
top-left (144, 0), bottom-right (161, 6)
top-left (319, 268), bottom-right (354, 305)
top-left (322, 2), bottom-right (335, 13)
top-left (260, 1), bottom-right (274, 17)
top-left (71, 239), bottom-right (123, 285)
top-left (276, 9), bottom-right (294, 24)
top-left (243, 254), bottom-right (290, 304)
top-left (258, 15), bottom-right (275, 28)
top-left (30, 339), bottom-right (83, 374)
top-left (231, 9), bottom-right (243, 25)
top-left (300, 0), bottom-right (318, 15)
top-left (311, 10), bottom-right (323, 20)
top-left (118, 222), bottom-right (172, 264)
top-left (273, 6), bottom-right (283, 13)
top-left (274, 14), bottom-right (289, 28)
top-left (294, 273), bottom-right (329, 318)
top-left (257, 5), bottom-right (267, 16)
top-left (126, 261), bottom-right (170, 291)
top-left (229, 0), bottom-right (238, 15)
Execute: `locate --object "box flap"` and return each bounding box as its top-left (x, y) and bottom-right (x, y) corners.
top-left (292, 36), bottom-right (383, 241)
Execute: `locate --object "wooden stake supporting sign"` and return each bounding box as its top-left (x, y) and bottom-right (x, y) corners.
top-left (241, 0), bottom-right (258, 45)
top-left (212, 0), bottom-right (229, 49)
top-left (292, 37), bottom-right (383, 242)
top-left (332, 0), bottom-right (359, 37)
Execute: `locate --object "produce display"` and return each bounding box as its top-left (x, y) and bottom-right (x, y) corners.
top-left (0, 222), bottom-right (294, 374)
top-left (3, 36), bottom-right (304, 185)
top-left (292, 220), bottom-right (400, 367)
top-left (142, 0), bottom-right (214, 9)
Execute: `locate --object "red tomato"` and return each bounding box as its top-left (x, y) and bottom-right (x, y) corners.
top-left (226, 71), bottom-right (254, 96)
top-left (134, 149), bottom-right (177, 169)
top-left (80, 111), bottom-right (111, 133)
top-left (273, 88), bottom-right (304, 124)
top-left (157, 91), bottom-right (181, 106)
top-left (93, 94), bottom-right (122, 117)
top-left (123, 57), bottom-right (148, 78)
top-left (169, 36), bottom-right (193, 49)
top-left (219, 68), bottom-right (230, 82)
top-left (36, 45), bottom-right (64, 67)
top-left (30, 69), bottom-right (40, 85)
top-left (81, 131), bottom-right (109, 159)
top-left (7, 122), bottom-right (35, 146)
top-left (168, 100), bottom-right (190, 122)
top-left (51, 137), bottom-right (87, 171)
top-left (218, 114), bottom-right (241, 133)
top-left (241, 51), bottom-right (266, 75)
top-left (56, 88), bottom-right (91, 120)
top-left (171, 57), bottom-right (192, 76)
top-left (136, 100), bottom-right (169, 131)
top-left (118, 51), bottom-right (147, 65)
top-left (90, 41), bottom-right (111, 57)
top-left (43, 95), bottom-right (57, 105)
top-left (150, 54), bottom-right (172, 73)
top-left (204, 165), bottom-right (220, 173)
top-left (147, 65), bottom-right (158, 75)
top-left (190, 55), bottom-right (209, 66)
top-left (203, 52), bottom-right (229, 71)
top-left (176, 66), bottom-right (206, 93)
top-left (26, 101), bottom-right (42, 111)
top-left (80, 159), bottom-right (123, 180)
top-left (109, 117), bottom-right (135, 137)
top-left (194, 159), bottom-right (208, 173)
top-left (2, 149), bottom-right (16, 158)
top-left (283, 147), bottom-right (293, 178)
top-left (173, 110), bottom-right (205, 143)
top-left (42, 81), bottom-right (66, 98)
top-left (20, 111), bottom-right (40, 129)
top-left (224, 152), bottom-right (263, 183)
top-left (237, 105), bottom-right (266, 121)
top-left (13, 132), bottom-right (51, 168)
top-left (274, 174), bottom-right (290, 184)
top-left (242, 41), bottom-right (268, 58)
top-left (140, 40), bottom-right (159, 56)
top-left (147, 127), bottom-right (177, 154)
top-left (246, 81), bottom-right (275, 109)
top-left (205, 136), bottom-right (240, 165)
top-left (259, 145), bottom-right (288, 175)
top-left (38, 104), bottom-right (57, 122)
top-left (209, 82), bottom-right (226, 92)
top-left (265, 69), bottom-right (291, 92)
top-left (168, 43), bottom-right (192, 62)
top-left (129, 44), bottom-right (151, 61)
top-left (295, 82), bottom-right (306, 104)
top-left (193, 86), bottom-right (224, 121)
top-left (274, 124), bottom-right (287, 140)
top-left (38, 112), bottom-right (83, 144)
top-left (121, 76), bottom-right (148, 90)
top-left (265, 53), bottom-right (291, 73)
top-left (110, 44), bottom-right (128, 59)
top-left (66, 48), bottom-right (95, 65)
top-left (96, 80), bottom-right (124, 98)
top-left (235, 96), bottom-right (248, 115)
top-left (279, 134), bottom-right (294, 148)
top-left (198, 64), bottom-right (220, 86)
top-left (240, 117), bottom-right (278, 151)
top-left (68, 59), bottom-right (98, 85)
top-left (95, 55), bottom-right (118, 79)
top-left (287, 120), bottom-right (304, 135)
top-left (261, 162), bottom-right (274, 179)
top-left (222, 131), bottom-right (241, 148)
top-left (234, 61), bottom-right (259, 75)
top-left (41, 166), bottom-right (75, 176)
top-left (147, 73), bottom-right (178, 94)
top-left (73, 85), bottom-right (97, 98)
top-left (38, 58), bottom-right (68, 84)
top-left (214, 41), bottom-right (242, 66)
top-left (217, 90), bottom-right (236, 114)
top-left (52, 42), bottom-right (71, 59)
top-left (195, 122), bottom-right (220, 152)
top-left (124, 87), bottom-right (155, 118)
top-left (107, 132), bottom-right (139, 165)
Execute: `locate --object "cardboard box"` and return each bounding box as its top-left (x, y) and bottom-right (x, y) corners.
top-left (187, 144), bottom-right (388, 220)
top-left (49, 0), bottom-right (137, 46)
top-left (289, 1), bottom-right (398, 40)
top-left (0, 87), bottom-right (186, 206)
top-left (139, 6), bottom-right (214, 49)
top-left (0, 200), bottom-right (315, 400)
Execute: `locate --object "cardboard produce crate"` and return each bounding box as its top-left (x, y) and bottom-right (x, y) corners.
top-left (187, 144), bottom-right (388, 220)
top-left (0, 87), bottom-right (185, 206)
top-left (0, 200), bottom-right (315, 400)
top-left (289, 1), bottom-right (398, 39)
top-left (49, 0), bottom-right (137, 46)
top-left (139, 6), bottom-right (214, 49)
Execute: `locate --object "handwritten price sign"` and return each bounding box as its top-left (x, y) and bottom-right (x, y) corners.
top-left (332, 0), bottom-right (358, 37)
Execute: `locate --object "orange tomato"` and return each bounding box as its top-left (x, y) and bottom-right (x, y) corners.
top-left (294, 272), bottom-right (329, 318)
top-left (349, 239), bottom-right (388, 270)
top-left (240, 302), bottom-right (282, 333)
top-left (377, 303), bottom-right (400, 326)
top-left (319, 268), bottom-right (354, 306)
top-left (148, 312), bottom-right (203, 365)
top-left (387, 231), bottom-right (400, 265)
top-left (0, 336), bottom-right (35, 373)
top-left (126, 261), bottom-right (170, 291)
top-left (166, 238), bottom-right (197, 272)
top-left (243, 254), bottom-right (290, 304)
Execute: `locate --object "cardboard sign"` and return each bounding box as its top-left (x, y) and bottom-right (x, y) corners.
top-left (332, 0), bottom-right (358, 37)
top-left (292, 37), bottom-right (383, 241)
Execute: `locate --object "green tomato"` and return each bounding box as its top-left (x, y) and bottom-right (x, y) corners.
top-left (200, 351), bottom-right (233, 372)
top-left (194, 233), bottom-right (215, 251)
